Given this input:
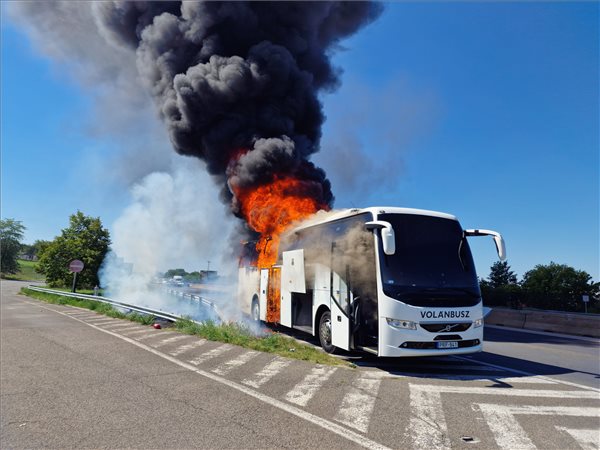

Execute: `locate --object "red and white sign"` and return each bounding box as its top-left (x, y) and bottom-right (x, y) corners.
top-left (69, 259), bottom-right (85, 273)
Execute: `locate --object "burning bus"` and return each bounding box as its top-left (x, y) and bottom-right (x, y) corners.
top-left (238, 206), bottom-right (505, 357)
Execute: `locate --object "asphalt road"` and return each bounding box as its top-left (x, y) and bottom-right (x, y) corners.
top-left (2, 279), bottom-right (599, 449)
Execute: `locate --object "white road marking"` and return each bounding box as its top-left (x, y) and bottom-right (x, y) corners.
top-left (556, 426), bottom-right (600, 450)
top-left (285, 365), bottom-right (337, 407)
top-left (113, 325), bottom-right (146, 333)
top-left (33, 303), bottom-right (389, 450)
top-left (402, 363), bottom-right (504, 373)
top-left (66, 312), bottom-right (100, 318)
top-left (135, 332), bottom-right (175, 341)
top-left (388, 373), bottom-right (556, 384)
top-left (84, 317), bottom-right (119, 324)
top-left (242, 356), bottom-right (292, 388)
top-left (453, 355), bottom-right (600, 393)
top-left (189, 344), bottom-right (233, 365)
top-left (409, 385), bottom-right (450, 450)
top-left (121, 328), bottom-right (155, 336)
top-left (407, 383), bottom-right (600, 450)
top-left (31, 301), bottom-right (390, 450)
top-left (335, 371), bottom-right (382, 433)
top-left (478, 404), bottom-right (600, 450)
top-left (212, 351), bottom-right (260, 376)
top-left (151, 335), bottom-right (190, 348)
top-left (102, 322), bottom-right (143, 330)
top-left (411, 383), bottom-right (599, 399)
top-left (170, 339), bottom-right (207, 356)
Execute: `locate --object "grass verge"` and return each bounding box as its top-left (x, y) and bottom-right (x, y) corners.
top-left (20, 288), bottom-right (352, 367)
top-left (1, 259), bottom-right (45, 282)
top-left (174, 318), bottom-right (352, 367)
top-left (20, 288), bottom-right (154, 325)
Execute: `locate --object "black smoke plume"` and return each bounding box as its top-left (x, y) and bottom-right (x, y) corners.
top-left (91, 1), bottom-right (382, 215)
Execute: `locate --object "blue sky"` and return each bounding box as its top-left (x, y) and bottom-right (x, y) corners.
top-left (2, 2), bottom-right (598, 281)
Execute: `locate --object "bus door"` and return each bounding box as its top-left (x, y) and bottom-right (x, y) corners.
top-left (266, 266), bottom-right (281, 323)
top-left (330, 242), bottom-right (351, 351)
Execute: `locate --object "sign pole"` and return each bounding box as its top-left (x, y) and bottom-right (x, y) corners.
top-left (582, 295), bottom-right (589, 314)
top-left (72, 272), bottom-right (78, 293)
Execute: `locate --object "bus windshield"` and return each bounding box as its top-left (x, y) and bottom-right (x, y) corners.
top-left (377, 213), bottom-right (480, 307)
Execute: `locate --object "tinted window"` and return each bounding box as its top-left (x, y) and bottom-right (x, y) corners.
top-left (378, 214), bottom-right (480, 307)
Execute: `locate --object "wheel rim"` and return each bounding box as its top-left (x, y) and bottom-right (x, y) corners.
top-left (320, 316), bottom-right (332, 346)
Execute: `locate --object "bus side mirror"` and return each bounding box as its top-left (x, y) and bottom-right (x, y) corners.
top-left (464, 229), bottom-right (506, 261)
top-left (365, 221), bottom-right (396, 255)
top-left (493, 234), bottom-right (506, 261)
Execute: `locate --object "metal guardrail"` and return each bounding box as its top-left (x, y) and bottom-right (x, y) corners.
top-left (27, 286), bottom-right (186, 322)
top-left (162, 288), bottom-right (221, 318)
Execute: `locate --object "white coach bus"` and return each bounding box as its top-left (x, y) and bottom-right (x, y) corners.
top-left (238, 207), bottom-right (505, 357)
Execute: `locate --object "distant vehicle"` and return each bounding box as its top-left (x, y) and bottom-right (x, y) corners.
top-left (238, 206), bottom-right (505, 357)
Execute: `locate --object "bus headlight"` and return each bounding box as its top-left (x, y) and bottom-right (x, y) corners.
top-left (386, 318), bottom-right (417, 330)
top-left (473, 318), bottom-right (483, 328)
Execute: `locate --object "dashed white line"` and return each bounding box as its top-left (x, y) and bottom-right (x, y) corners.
top-left (478, 404), bottom-right (600, 450)
top-left (453, 355), bottom-right (600, 393)
top-left (121, 328), bottom-right (156, 336)
top-left (411, 384), bottom-right (599, 399)
top-left (389, 373), bottom-right (556, 384)
top-left (102, 322), bottom-right (142, 330)
top-left (135, 332), bottom-right (175, 341)
top-left (556, 426), bottom-right (600, 450)
top-left (113, 325), bottom-right (146, 333)
top-left (242, 356), bottom-right (292, 389)
top-left (212, 351), bottom-right (260, 376)
top-left (189, 344), bottom-right (233, 365)
top-left (170, 339), bottom-right (207, 356)
top-left (151, 335), bottom-right (190, 348)
top-left (84, 318), bottom-right (120, 324)
top-left (335, 370), bottom-right (382, 433)
top-left (409, 385), bottom-right (450, 450)
top-left (30, 302), bottom-right (390, 450)
top-left (285, 365), bottom-right (337, 407)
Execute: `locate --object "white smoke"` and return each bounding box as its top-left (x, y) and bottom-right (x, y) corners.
top-left (99, 159), bottom-right (242, 321)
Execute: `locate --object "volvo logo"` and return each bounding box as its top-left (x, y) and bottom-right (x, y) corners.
top-left (442, 323), bottom-right (460, 332)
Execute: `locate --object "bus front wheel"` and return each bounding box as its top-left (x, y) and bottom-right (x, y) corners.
top-left (318, 310), bottom-right (336, 354)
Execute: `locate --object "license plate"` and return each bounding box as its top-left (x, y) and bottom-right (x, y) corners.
top-left (436, 341), bottom-right (458, 349)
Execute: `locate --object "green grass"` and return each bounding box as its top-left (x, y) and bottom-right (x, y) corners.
top-left (20, 287), bottom-right (352, 367)
top-left (20, 288), bottom-right (154, 325)
top-left (48, 286), bottom-right (105, 296)
top-left (174, 318), bottom-right (351, 366)
top-left (1, 259), bottom-right (45, 282)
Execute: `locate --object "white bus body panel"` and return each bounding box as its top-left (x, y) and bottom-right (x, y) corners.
top-left (237, 267), bottom-right (259, 317)
top-left (377, 294), bottom-right (483, 357)
top-left (281, 249), bottom-right (306, 293)
top-left (259, 269), bottom-right (269, 321)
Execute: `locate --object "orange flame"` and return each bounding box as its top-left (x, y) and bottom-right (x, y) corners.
top-left (234, 176), bottom-right (329, 268)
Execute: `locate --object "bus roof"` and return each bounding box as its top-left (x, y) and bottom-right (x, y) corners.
top-left (291, 206), bottom-right (458, 233)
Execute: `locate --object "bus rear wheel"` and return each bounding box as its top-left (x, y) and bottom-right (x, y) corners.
top-left (318, 310), bottom-right (336, 354)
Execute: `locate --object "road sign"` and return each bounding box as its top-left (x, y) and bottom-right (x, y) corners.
top-left (582, 295), bottom-right (590, 303)
top-left (69, 259), bottom-right (84, 273)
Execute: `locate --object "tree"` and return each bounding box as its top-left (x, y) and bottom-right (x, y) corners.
top-left (164, 268), bottom-right (187, 278)
top-left (521, 262), bottom-right (599, 312)
top-left (488, 260), bottom-right (518, 288)
top-left (0, 218), bottom-right (26, 274)
top-left (37, 212), bottom-right (111, 288)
